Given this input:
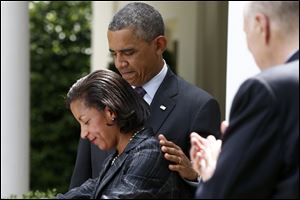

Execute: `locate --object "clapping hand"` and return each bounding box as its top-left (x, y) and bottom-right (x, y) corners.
top-left (190, 132), bottom-right (222, 182)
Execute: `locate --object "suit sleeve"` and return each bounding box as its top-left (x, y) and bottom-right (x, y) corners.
top-left (191, 98), bottom-right (221, 139)
top-left (69, 138), bottom-right (92, 189)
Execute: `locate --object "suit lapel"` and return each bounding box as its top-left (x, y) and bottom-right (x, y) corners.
top-left (149, 69), bottom-right (178, 134)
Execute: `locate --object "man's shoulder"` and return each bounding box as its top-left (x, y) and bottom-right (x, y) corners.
top-left (237, 60), bottom-right (299, 102)
top-left (257, 60), bottom-right (299, 82)
top-left (174, 73), bottom-right (215, 100)
top-left (247, 60), bottom-right (299, 91)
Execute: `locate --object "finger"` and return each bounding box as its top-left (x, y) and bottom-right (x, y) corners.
top-left (206, 135), bottom-right (216, 153)
top-left (207, 135), bottom-right (216, 143)
top-left (190, 132), bottom-right (206, 141)
top-left (158, 134), bottom-right (166, 141)
top-left (158, 134), bottom-right (167, 145)
top-left (200, 158), bottom-right (206, 171)
top-left (190, 145), bottom-right (197, 160)
top-left (191, 133), bottom-right (209, 147)
top-left (221, 120), bottom-right (229, 135)
top-left (160, 140), bottom-right (181, 150)
top-left (200, 142), bottom-right (212, 161)
top-left (190, 132), bottom-right (200, 138)
top-left (197, 151), bottom-right (208, 169)
top-left (194, 154), bottom-right (202, 174)
top-left (216, 139), bottom-right (222, 149)
top-left (190, 146), bottom-right (202, 165)
top-left (205, 137), bottom-right (222, 161)
top-left (195, 151), bottom-right (206, 170)
top-left (191, 136), bottom-right (207, 151)
top-left (211, 139), bottom-right (222, 159)
top-left (161, 145), bottom-right (180, 156)
top-left (190, 137), bottom-right (201, 151)
top-left (198, 146), bottom-right (214, 173)
top-left (164, 153), bottom-right (181, 164)
top-left (191, 132), bottom-right (208, 141)
top-left (168, 164), bottom-right (182, 172)
top-left (192, 151), bottom-right (204, 174)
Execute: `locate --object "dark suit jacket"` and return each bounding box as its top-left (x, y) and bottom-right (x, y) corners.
top-left (196, 54), bottom-right (299, 198)
top-left (69, 68), bottom-right (221, 189)
top-left (58, 128), bottom-right (193, 199)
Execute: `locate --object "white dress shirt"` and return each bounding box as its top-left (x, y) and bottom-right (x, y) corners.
top-left (138, 60), bottom-right (168, 105)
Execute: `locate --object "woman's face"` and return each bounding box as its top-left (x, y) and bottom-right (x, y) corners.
top-left (70, 99), bottom-right (118, 151)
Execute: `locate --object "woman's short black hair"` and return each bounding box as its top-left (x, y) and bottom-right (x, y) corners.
top-left (66, 69), bottom-right (150, 133)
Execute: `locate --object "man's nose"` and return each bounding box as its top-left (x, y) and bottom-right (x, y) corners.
top-left (115, 55), bottom-right (128, 69)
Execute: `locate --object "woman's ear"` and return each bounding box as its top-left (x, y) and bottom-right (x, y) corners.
top-left (104, 106), bottom-right (116, 126)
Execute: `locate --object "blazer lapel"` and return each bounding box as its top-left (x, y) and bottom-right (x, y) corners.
top-left (94, 153), bottom-right (129, 198)
top-left (149, 69), bottom-right (178, 134)
top-left (93, 129), bottom-right (150, 198)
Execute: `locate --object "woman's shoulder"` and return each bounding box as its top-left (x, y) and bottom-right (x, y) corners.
top-left (133, 127), bottom-right (160, 152)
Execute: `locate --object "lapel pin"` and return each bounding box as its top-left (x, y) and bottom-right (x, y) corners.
top-left (160, 105), bottom-right (166, 111)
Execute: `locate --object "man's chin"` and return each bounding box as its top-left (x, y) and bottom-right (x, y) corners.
top-left (123, 78), bottom-right (137, 86)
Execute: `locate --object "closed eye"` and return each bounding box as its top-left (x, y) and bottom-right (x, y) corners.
top-left (109, 48), bottom-right (136, 57)
top-left (122, 49), bottom-right (135, 56)
top-left (110, 51), bottom-right (117, 57)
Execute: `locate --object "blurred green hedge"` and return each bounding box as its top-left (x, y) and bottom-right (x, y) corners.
top-left (8, 189), bottom-right (57, 199)
top-left (29, 1), bottom-right (91, 193)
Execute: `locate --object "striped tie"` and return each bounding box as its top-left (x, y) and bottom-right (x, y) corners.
top-left (134, 86), bottom-right (146, 98)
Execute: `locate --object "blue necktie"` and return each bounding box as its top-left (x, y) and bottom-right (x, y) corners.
top-left (134, 86), bottom-right (146, 98)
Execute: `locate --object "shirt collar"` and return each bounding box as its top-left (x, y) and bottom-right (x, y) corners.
top-left (142, 60), bottom-right (168, 105)
top-left (285, 49), bottom-right (299, 63)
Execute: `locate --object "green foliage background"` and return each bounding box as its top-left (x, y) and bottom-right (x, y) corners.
top-left (29, 1), bottom-right (91, 193)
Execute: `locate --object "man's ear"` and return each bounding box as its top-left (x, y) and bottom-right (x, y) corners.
top-left (154, 36), bottom-right (167, 55)
top-left (255, 13), bottom-right (270, 45)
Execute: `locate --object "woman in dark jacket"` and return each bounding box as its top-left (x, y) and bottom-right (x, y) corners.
top-left (57, 69), bottom-right (192, 199)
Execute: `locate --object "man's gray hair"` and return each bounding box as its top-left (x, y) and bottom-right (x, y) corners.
top-left (245, 1), bottom-right (299, 33)
top-left (108, 2), bottom-right (165, 42)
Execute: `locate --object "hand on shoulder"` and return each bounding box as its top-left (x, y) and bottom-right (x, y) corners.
top-left (158, 134), bottom-right (198, 181)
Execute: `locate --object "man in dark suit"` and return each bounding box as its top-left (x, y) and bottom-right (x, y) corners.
top-left (192, 1), bottom-right (299, 198)
top-left (69, 2), bottom-right (221, 189)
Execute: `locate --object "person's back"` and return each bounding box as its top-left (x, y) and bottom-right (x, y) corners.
top-left (196, 60), bottom-right (299, 198)
top-left (194, 1), bottom-right (299, 198)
